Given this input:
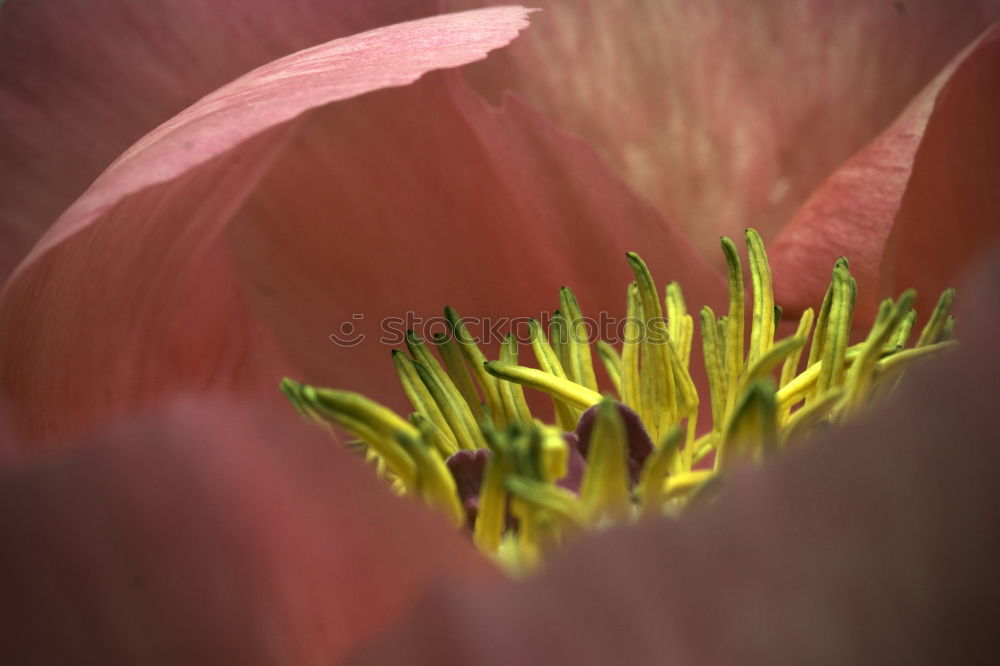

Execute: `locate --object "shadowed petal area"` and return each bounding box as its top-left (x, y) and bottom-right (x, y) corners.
top-left (0, 397), bottom-right (498, 665)
top-left (771, 24), bottom-right (1000, 320)
top-left (0, 0), bottom-right (441, 281)
top-left (448, 0), bottom-right (1000, 265)
top-left (347, 251), bottom-right (1000, 665)
top-left (0, 7), bottom-right (560, 443)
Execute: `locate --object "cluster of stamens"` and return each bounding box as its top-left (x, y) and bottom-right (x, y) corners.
top-left (282, 230), bottom-right (956, 573)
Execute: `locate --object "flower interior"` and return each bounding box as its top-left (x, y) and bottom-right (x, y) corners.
top-left (282, 230), bottom-right (956, 573)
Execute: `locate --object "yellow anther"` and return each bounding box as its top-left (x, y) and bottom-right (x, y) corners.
top-left (842, 290), bottom-right (916, 416)
top-left (814, 259), bottom-right (856, 397)
top-left (627, 252), bottom-right (677, 439)
top-left (691, 431), bottom-right (719, 465)
top-left (917, 288), bottom-right (956, 347)
top-left (621, 282), bottom-right (645, 422)
top-left (807, 258), bottom-right (841, 369)
top-left (746, 229), bottom-right (775, 367)
top-left (779, 309), bottom-right (814, 389)
top-left (297, 384), bottom-right (418, 488)
top-left (873, 340), bottom-right (958, 389)
top-left (433, 331), bottom-right (484, 420)
top-left (941, 315), bottom-right (957, 341)
top-left (559, 286), bottom-right (599, 391)
top-left (664, 469), bottom-right (716, 499)
top-left (505, 475), bottom-right (586, 529)
top-left (638, 426), bottom-right (684, 516)
top-left (720, 236), bottom-right (745, 384)
top-left (535, 422), bottom-right (570, 484)
top-left (667, 337), bottom-right (700, 418)
top-left (412, 360), bottom-right (485, 451)
top-left (665, 282), bottom-right (693, 369)
top-left (499, 335), bottom-right (533, 425)
top-left (484, 361), bottom-right (602, 411)
top-left (445, 306), bottom-right (507, 424)
top-left (528, 318), bottom-right (580, 431)
top-left (400, 418), bottom-right (465, 528)
top-left (549, 310), bottom-right (570, 373)
top-left (578, 398), bottom-right (632, 523)
top-left (740, 335), bottom-right (808, 393)
top-left (889, 309), bottom-right (917, 350)
top-left (700, 306), bottom-right (727, 432)
top-left (718, 380), bottom-right (778, 470)
top-left (781, 388), bottom-right (844, 443)
top-left (391, 350), bottom-right (459, 456)
top-left (473, 444), bottom-right (512, 553)
top-left (406, 330), bottom-right (485, 444)
top-left (280, 377), bottom-right (330, 429)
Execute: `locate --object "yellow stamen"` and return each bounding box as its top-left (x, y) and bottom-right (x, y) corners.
top-left (578, 398), bottom-right (631, 523)
top-left (527, 318), bottom-right (581, 431)
top-left (483, 361), bottom-right (602, 411)
top-left (559, 286), bottom-right (599, 391)
top-left (283, 229), bottom-right (957, 572)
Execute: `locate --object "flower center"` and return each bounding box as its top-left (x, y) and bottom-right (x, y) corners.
top-left (282, 230), bottom-right (956, 574)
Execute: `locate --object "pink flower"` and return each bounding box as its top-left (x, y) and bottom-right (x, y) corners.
top-left (1, 0), bottom-right (999, 663)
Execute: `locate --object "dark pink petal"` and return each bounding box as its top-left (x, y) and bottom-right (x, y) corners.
top-left (771, 24), bottom-right (1000, 320)
top-left (448, 0), bottom-right (1000, 265)
top-left (0, 396), bottom-right (498, 665)
top-left (0, 0), bottom-right (442, 281)
top-left (1, 9), bottom-right (723, 443)
top-left (889, 30), bottom-right (1000, 311)
top-left (347, 250), bottom-right (1000, 665)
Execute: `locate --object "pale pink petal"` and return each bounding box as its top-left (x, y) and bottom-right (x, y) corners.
top-left (347, 249), bottom-right (1000, 665)
top-left (448, 0), bottom-right (1000, 265)
top-left (0, 0), bottom-right (443, 282)
top-left (0, 7), bottom-right (550, 441)
top-left (771, 24), bottom-right (1000, 320)
top-left (1, 8), bottom-right (724, 442)
top-left (13, 6), bottom-right (537, 274)
top-left (0, 396), bottom-right (498, 664)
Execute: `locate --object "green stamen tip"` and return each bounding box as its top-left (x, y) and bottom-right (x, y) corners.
top-left (282, 232), bottom-right (958, 572)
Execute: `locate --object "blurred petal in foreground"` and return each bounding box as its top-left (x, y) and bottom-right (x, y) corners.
top-left (0, 397), bottom-right (498, 665)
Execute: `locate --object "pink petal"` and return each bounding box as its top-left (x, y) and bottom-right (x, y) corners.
top-left (0, 9), bottom-right (724, 442)
top-left (890, 30), bottom-right (1000, 311)
top-left (13, 6), bottom-right (536, 273)
top-left (226, 76), bottom-right (725, 422)
top-left (0, 7), bottom-right (545, 441)
top-left (0, 396), bottom-right (498, 664)
top-left (447, 0), bottom-right (1000, 265)
top-left (347, 249), bottom-right (1000, 665)
top-left (0, 0), bottom-right (443, 282)
top-left (771, 24), bottom-right (1000, 320)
